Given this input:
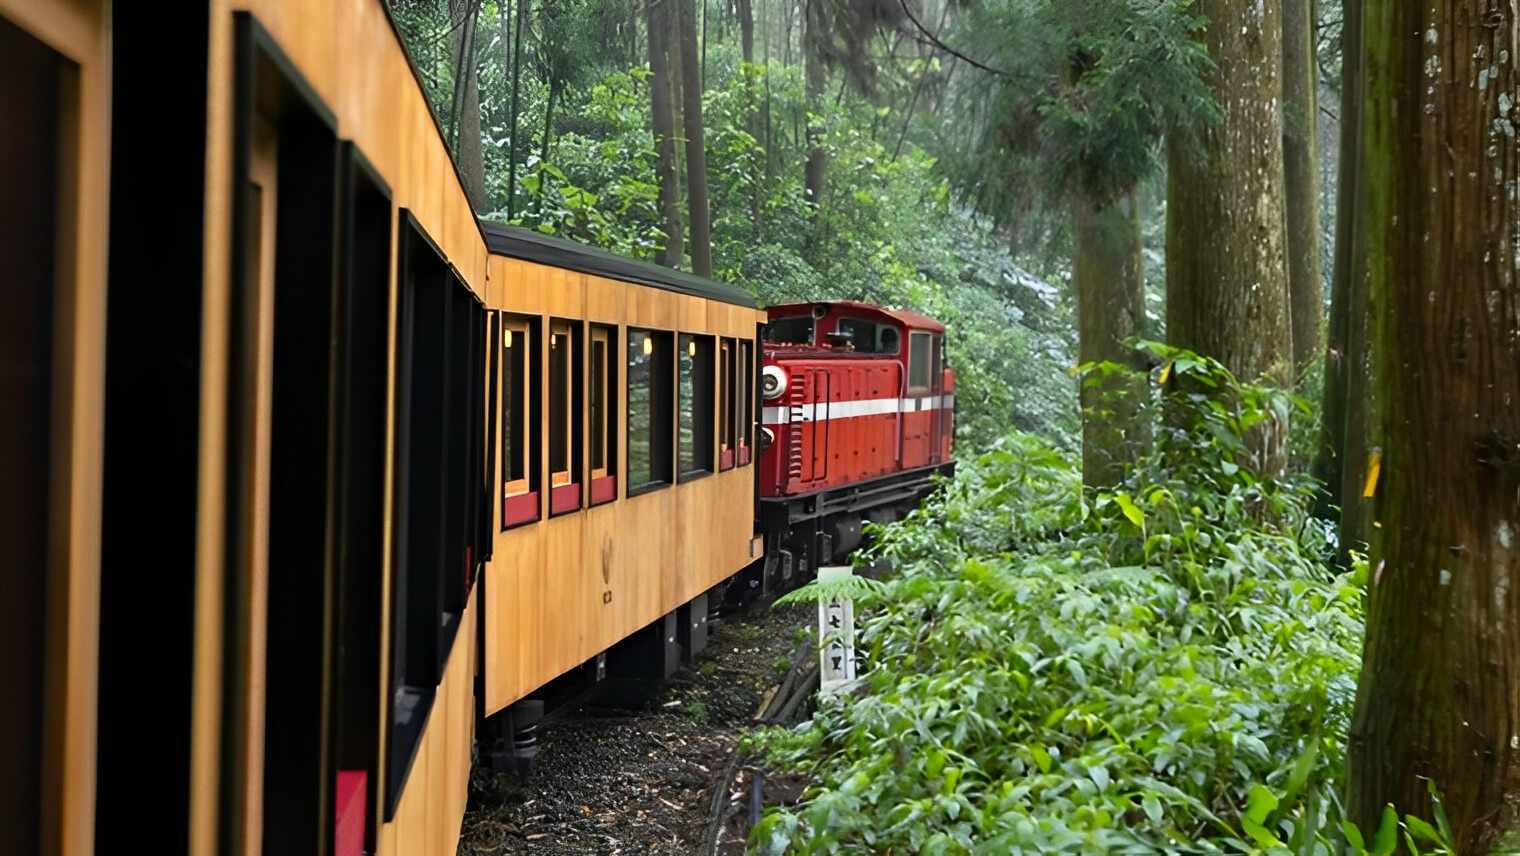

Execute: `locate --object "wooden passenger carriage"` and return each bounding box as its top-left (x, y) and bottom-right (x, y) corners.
top-left (1, 2), bottom-right (764, 854)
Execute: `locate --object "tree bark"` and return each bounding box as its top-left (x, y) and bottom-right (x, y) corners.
top-left (1346, 4), bottom-right (1520, 851)
top-left (506, 0), bottom-right (528, 220)
top-left (539, 77), bottom-right (558, 176)
top-left (449, 0), bottom-right (484, 209)
top-left (1165, 0), bottom-right (1292, 475)
top-left (1076, 191), bottom-right (1150, 487)
top-left (1312, 0), bottom-right (1368, 542)
top-left (737, 0), bottom-right (753, 63)
top-left (646, 0), bottom-right (684, 268)
top-left (1282, 0), bottom-right (1322, 379)
top-left (803, 0), bottom-right (826, 234)
top-left (677, 0), bottom-right (713, 277)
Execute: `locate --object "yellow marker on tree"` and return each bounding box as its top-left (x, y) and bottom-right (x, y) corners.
top-left (1363, 448), bottom-right (1382, 498)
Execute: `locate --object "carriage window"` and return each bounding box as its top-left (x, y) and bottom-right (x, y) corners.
top-left (627, 329), bottom-right (673, 492)
top-left (590, 327), bottom-right (613, 477)
top-left (909, 331), bottom-right (932, 389)
top-left (589, 325), bottom-right (617, 504)
top-left (737, 341), bottom-right (753, 461)
top-left (549, 322), bottom-right (575, 484)
top-left (501, 315), bottom-right (538, 527)
top-left (679, 334), bottom-right (715, 478)
top-left (763, 316), bottom-right (813, 344)
top-left (719, 339), bottom-right (735, 469)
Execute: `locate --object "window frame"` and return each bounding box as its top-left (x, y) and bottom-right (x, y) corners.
top-left (547, 319), bottom-right (582, 515)
top-left (588, 325), bottom-right (618, 505)
top-left (677, 333), bottom-right (716, 481)
top-left (625, 328), bottom-right (674, 495)
top-left (908, 330), bottom-right (933, 391)
top-left (500, 313), bottom-right (540, 528)
top-left (718, 338), bottom-right (736, 471)
top-left (737, 339), bottom-right (753, 465)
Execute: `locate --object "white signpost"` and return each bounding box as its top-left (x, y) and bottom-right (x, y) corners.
top-left (816, 565), bottom-right (857, 698)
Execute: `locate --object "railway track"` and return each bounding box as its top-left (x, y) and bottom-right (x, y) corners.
top-left (459, 602), bottom-right (815, 855)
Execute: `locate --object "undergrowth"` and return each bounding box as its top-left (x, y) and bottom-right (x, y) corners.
top-left (747, 346), bottom-right (1455, 855)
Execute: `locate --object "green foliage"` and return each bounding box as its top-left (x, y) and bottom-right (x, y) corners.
top-left (772, 573), bottom-right (889, 608)
top-left (746, 351), bottom-right (1395, 854)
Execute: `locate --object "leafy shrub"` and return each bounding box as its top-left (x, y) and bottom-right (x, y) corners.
top-left (747, 351), bottom-right (1413, 855)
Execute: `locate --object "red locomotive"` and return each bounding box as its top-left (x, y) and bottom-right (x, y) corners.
top-left (737, 301), bottom-right (956, 600)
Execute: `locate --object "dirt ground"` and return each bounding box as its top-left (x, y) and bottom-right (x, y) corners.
top-left (458, 601), bottom-right (814, 856)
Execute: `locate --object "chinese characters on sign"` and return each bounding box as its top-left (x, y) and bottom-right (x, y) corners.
top-left (816, 566), bottom-right (857, 697)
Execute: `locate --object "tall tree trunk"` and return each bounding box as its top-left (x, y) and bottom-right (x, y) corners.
top-left (1075, 192), bottom-right (1150, 487)
top-left (737, 0), bottom-right (753, 63)
top-left (1165, 0), bottom-right (1292, 475)
top-left (803, 0), bottom-right (826, 238)
top-left (539, 78), bottom-right (558, 176)
top-left (647, 0), bottom-right (684, 267)
top-left (762, 0), bottom-right (774, 191)
top-left (737, 0), bottom-right (760, 239)
top-left (506, 0), bottom-right (529, 220)
top-left (1312, 0), bottom-right (1366, 534)
top-left (449, 0), bottom-right (484, 209)
top-left (1282, 0), bottom-right (1322, 380)
top-left (1346, 3), bottom-right (1520, 850)
top-left (677, 0), bottom-right (713, 276)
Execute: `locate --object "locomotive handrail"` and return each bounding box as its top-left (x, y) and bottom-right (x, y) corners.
top-left (894, 361), bottom-right (906, 467)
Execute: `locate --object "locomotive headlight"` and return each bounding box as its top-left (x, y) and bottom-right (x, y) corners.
top-left (761, 365), bottom-right (787, 399)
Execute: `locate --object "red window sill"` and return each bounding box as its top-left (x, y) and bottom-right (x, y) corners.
top-left (550, 482), bottom-right (581, 515)
top-left (737, 446), bottom-right (752, 466)
top-left (502, 490), bottom-right (539, 528)
top-left (335, 770), bottom-right (366, 856)
top-left (719, 448), bottom-right (735, 471)
top-left (590, 475), bottom-right (617, 505)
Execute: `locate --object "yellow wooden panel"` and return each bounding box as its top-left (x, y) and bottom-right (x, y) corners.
top-left (585, 275), bottom-right (625, 323)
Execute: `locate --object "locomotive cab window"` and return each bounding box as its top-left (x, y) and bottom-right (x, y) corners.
top-left (627, 329), bottom-right (673, 494)
top-left (763, 315), bottom-right (813, 344)
top-left (908, 331), bottom-right (933, 390)
top-left (719, 339), bottom-right (736, 470)
top-left (836, 318), bottom-right (900, 354)
top-left (589, 325), bottom-right (616, 504)
top-left (678, 334), bottom-right (715, 479)
top-left (501, 315), bottom-right (540, 528)
top-left (548, 320), bottom-right (581, 515)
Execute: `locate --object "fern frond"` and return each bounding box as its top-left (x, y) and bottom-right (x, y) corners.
top-left (772, 574), bottom-right (888, 607)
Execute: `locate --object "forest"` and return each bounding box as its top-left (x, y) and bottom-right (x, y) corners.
top-left (389, 0), bottom-right (1520, 851)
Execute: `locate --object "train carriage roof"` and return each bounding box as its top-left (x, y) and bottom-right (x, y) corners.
top-left (480, 221), bottom-right (756, 308)
top-left (766, 300), bottom-right (945, 333)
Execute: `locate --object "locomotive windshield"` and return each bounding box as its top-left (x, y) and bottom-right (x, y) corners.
top-left (836, 317), bottom-right (900, 354)
top-left (763, 315), bottom-right (813, 344)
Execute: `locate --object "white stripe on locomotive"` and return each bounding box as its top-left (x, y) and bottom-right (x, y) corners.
top-left (761, 394), bottom-right (955, 425)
